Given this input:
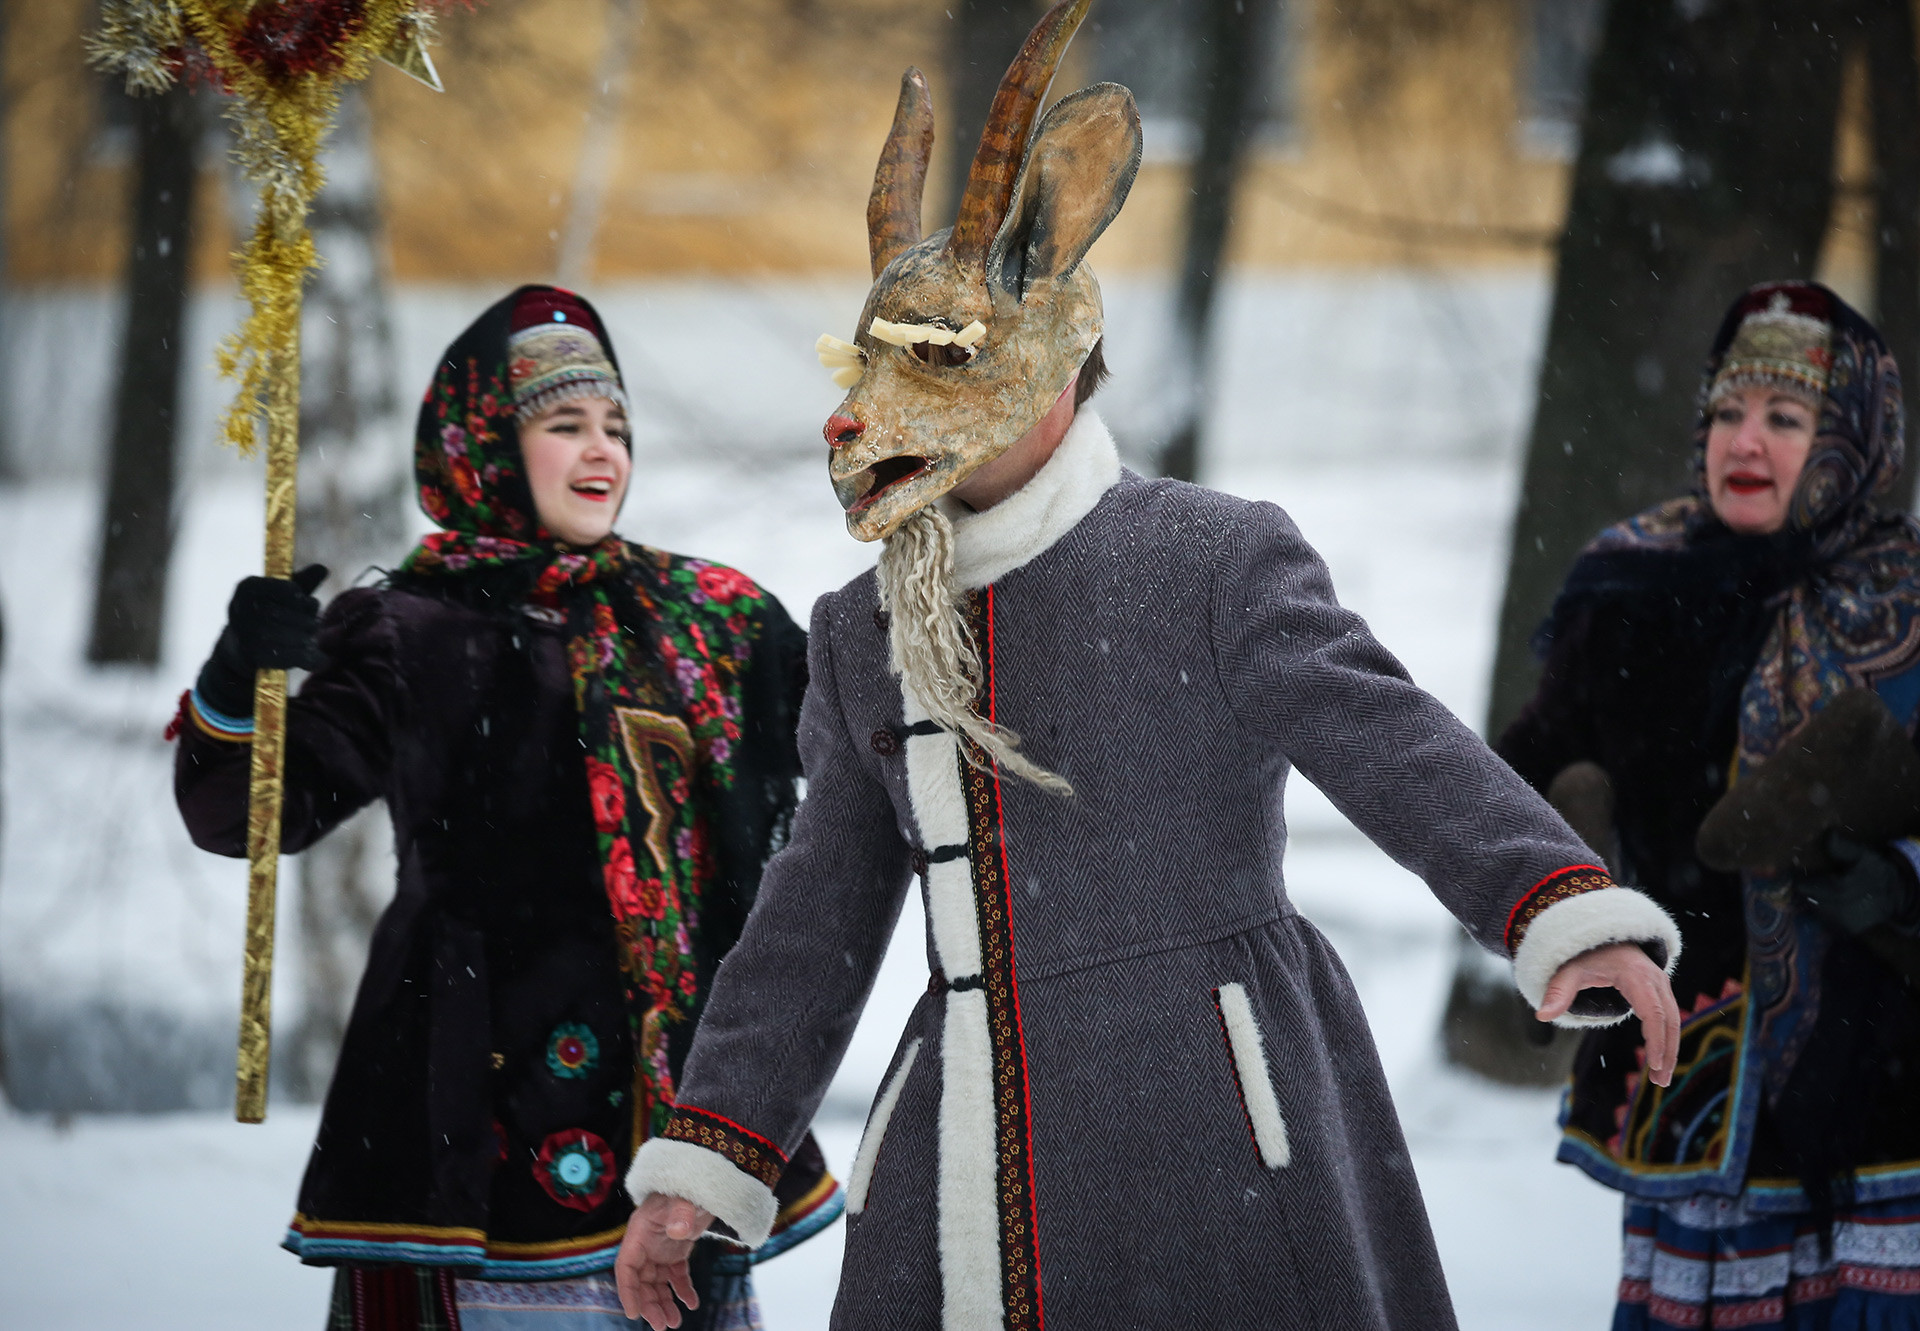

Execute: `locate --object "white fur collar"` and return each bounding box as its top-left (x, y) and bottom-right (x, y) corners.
top-left (940, 410), bottom-right (1122, 590)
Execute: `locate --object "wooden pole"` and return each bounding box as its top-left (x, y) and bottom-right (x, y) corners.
top-left (85, 0), bottom-right (445, 1125)
top-left (236, 230), bottom-right (302, 1124)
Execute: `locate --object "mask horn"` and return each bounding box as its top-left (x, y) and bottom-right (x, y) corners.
top-left (867, 67), bottom-right (936, 278)
top-left (947, 0), bottom-right (1092, 275)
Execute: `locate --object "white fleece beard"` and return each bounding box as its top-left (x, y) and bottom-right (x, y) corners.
top-left (877, 507), bottom-right (1071, 796)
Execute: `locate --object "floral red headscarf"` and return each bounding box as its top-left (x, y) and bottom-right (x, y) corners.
top-left (398, 286), bottom-right (796, 1136)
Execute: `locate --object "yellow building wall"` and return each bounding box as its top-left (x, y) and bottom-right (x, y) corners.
top-left (1, 0), bottom-right (1889, 285)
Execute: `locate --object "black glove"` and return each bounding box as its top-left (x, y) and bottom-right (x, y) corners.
top-left (193, 564), bottom-right (329, 718)
top-left (1793, 830), bottom-right (1920, 937)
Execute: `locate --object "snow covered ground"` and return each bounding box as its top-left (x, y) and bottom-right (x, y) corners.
top-left (0, 271), bottom-right (1631, 1327)
top-left (0, 1068), bottom-right (1619, 1330)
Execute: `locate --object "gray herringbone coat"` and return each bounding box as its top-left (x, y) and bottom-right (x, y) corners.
top-left (631, 416), bottom-right (1676, 1330)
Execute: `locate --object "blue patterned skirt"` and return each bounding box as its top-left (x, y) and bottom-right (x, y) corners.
top-left (1614, 1194), bottom-right (1920, 1329)
top-left (454, 1262), bottom-right (760, 1330)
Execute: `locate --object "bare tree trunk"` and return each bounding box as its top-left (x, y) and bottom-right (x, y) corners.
top-left (555, 0), bottom-right (642, 288)
top-left (1156, 0), bottom-right (1276, 482)
top-left (282, 85), bottom-right (408, 1102)
top-left (1458, 0), bottom-right (1844, 1085)
top-left (943, 0), bottom-right (1045, 226)
top-left (1487, 0), bottom-right (1844, 744)
top-left (291, 87), bottom-right (409, 591)
top-left (1866, 0), bottom-right (1920, 511)
top-left (86, 85), bottom-right (199, 666)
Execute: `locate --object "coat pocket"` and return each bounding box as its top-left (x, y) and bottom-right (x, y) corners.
top-left (847, 1037), bottom-right (923, 1214)
top-left (1212, 983), bottom-right (1291, 1169)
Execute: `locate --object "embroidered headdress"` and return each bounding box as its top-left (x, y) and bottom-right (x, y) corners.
top-left (1707, 287), bottom-right (1835, 412)
top-left (507, 287), bottom-right (629, 423)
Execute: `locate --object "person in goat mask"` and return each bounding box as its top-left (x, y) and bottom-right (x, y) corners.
top-left (616, 4), bottom-right (1683, 1328)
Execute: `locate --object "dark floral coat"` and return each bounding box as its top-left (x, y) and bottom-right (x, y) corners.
top-left (173, 567), bottom-right (839, 1282)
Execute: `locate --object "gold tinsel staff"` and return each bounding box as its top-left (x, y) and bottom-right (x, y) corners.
top-left (90, 0), bottom-right (447, 1123)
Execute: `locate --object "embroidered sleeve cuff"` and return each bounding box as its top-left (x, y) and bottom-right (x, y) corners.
top-left (188, 687), bottom-right (256, 742)
top-left (1508, 869), bottom-right (1682, 1029)
top-left (626, 1137), bottom-right (780, 1249)
top-left (627, 1107), bottom-right (789, 1248)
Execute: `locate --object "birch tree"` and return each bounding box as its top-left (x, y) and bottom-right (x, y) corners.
top-left (283, 84), bottom-right (410, 1100)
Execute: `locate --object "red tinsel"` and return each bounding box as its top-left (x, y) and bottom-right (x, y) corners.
top-left (172, 42), bottom-right (229, 93)
top-left (231, 0), bottom-right (369, 83)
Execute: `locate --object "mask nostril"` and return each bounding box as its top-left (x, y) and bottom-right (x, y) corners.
top-left (825, 413), bottom-right (865, 447)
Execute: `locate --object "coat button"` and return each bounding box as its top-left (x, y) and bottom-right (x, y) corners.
top-left (870, 728), bottom-right (900, 757)
top-left (910, 848), bottom-right (929, 877)
top-left (873, 607), bottom-right (892, 633)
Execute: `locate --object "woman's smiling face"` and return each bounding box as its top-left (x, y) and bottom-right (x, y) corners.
top-left (1704, 385), bottom-right (1818, 534)
top-left (519, 396), bottom-right (633, 546)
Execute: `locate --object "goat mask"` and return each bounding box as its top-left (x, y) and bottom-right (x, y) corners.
top-left (821, 0), bottom-right (1142, 542)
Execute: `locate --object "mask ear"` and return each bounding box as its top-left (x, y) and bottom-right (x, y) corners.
top-left (988, 83), bottom-right (1142, 304)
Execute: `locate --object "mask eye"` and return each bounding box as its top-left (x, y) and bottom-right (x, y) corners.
top-left (911, 341), bottom-right (974, 367)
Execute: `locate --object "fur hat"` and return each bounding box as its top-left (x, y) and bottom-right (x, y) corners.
top-left (507, 288), bottom-right (629, 422)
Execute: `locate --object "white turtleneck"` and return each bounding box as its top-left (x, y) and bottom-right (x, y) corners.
top-left (938, 409), bottom-right (1123, 591)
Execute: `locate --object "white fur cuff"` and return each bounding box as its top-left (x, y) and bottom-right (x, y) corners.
top-left (1511, 886), bottom-right (1682, 1029)
top-left (625, 1137), bottom-right (779, 1249)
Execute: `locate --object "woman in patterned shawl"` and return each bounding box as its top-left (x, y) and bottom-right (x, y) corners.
top-left (172, 286), bottom-right (842, 1330)
top-left (1499, 281), bottom-right (1920, 1329)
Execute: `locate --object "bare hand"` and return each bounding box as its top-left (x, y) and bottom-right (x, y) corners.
top-left (1536, 941), bottom-right (1679, 1087)
top-left (615, 1193), bottom-right (714, 1329)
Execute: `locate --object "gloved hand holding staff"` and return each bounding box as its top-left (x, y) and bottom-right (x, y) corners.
top-left (93, 0), bottom-right (447, 1121)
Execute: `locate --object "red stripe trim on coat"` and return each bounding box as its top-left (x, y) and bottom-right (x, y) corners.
top-left (985, 585), bottom-right (1047, 1329)
top-left (961, 587), bottom-right (1045, 1331)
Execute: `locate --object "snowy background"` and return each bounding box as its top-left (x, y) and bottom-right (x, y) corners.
top-left (0, 272), bottom-right (1630, 1328)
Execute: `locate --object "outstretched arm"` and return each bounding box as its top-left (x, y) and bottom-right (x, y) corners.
top-left (1207, 500), bottom-right (1678, 1078)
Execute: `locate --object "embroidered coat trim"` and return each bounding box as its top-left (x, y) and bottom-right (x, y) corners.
top-left (1504, 864), bottom-right (1613, 953)
top-left (659, 1104), bottom-right (789, 1189)
top-left (956, 588), bottom-right (1047, 1331)
top-left (284, 1213), bottom-right (628, 1279)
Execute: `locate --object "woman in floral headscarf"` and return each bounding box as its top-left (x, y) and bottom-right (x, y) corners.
top-left (1499, 281), bottom-right (1920, 1328)
top-left (172, 286), bottom-right (841, 1330)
